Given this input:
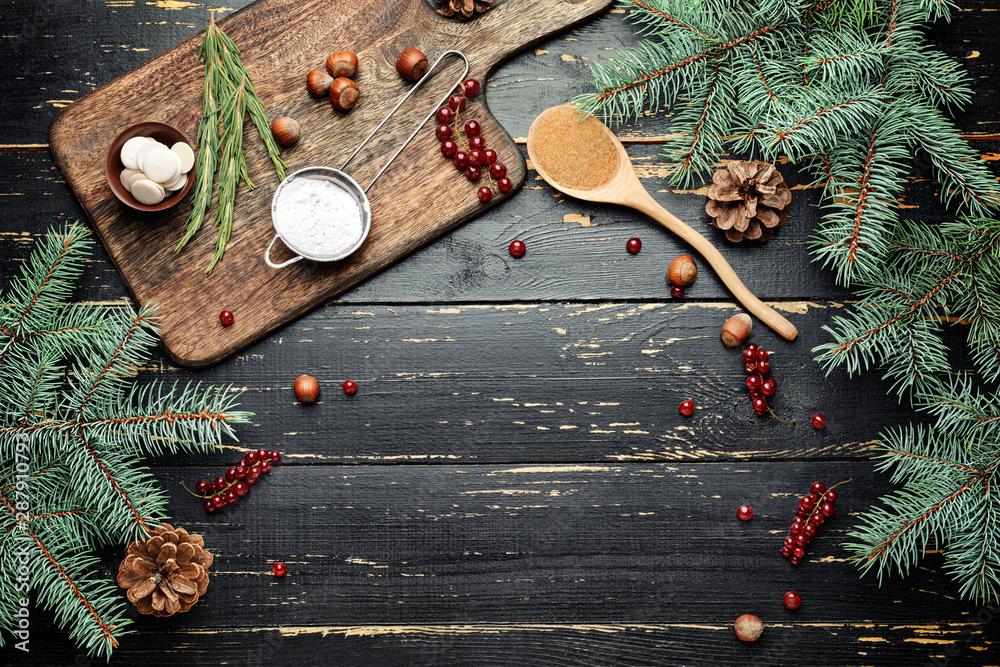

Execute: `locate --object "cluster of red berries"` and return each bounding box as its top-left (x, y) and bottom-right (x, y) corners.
top-left (781, 480), bottom-right (847, 566)
top-left (741, 342), bottom-right (788, 420)
top-left (434, 78), bottom-right (511, 204)
top-left (188, 449), bottom-right (281, 513)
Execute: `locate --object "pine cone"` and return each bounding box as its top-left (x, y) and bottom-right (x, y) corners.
top-left (117, 524), bottom-right (213, 617)
top-left (705, 160), bottom-right (792, 243)
top-left (431, 0), bottom-right (495, 20)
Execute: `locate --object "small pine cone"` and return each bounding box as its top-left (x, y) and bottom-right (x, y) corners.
top-left (705, 160), bottom-right (792, 243)
top-left (431, 0), bottom-right (495, 19)
top-left (117, 524), bottom-right (213, 617)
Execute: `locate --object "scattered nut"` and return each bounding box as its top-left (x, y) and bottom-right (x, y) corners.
top-left (721, 313), bottom-right (753, 347)
top-left (294, 375), bottom-right (319, 403)
top-left (395, 48), bottom-right (428, 82)
top-left (330, 77), bottom-right (360, 112)
top-left (270, 116), bottom-right (300, 147)
top-left (306, 69), bottom-right (333, 98)
top-left (668, 255), bottom-right (698, 286)
top-left (326, 50), bottom-right (358, 79)
top-left (734, 614), bottom-right (764, 642)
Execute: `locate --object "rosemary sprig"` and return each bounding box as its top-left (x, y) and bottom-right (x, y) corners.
top-left (176, 12), bottom-right (288, 274)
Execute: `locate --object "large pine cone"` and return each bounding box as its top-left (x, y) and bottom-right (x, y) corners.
top-left (706, 160), bottom-right (792, 243)
top-left (117, 524), bottom-right (213, 617)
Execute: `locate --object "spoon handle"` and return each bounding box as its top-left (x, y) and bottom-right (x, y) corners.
top-left (627, 188), bottom-right (798, 341)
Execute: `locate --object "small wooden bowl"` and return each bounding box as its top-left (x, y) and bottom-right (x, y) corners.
top-left (105, 122), bottom-right (195, 212)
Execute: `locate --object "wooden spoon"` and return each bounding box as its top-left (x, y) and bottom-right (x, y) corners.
top-left (526, 105), bottom-right (798, 341)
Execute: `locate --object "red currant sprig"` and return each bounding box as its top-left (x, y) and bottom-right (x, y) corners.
top-left (434, 79), bottom-right (510, 204)
top-left (183, 449), bottom-right (282, 513)
top-left (741, 342), bottom-right (794, 423)
top-left (780, 478), bottom-right (850, 566)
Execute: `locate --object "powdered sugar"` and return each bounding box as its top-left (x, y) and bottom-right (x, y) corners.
top-left (273, 176), bottom-right (364, 259)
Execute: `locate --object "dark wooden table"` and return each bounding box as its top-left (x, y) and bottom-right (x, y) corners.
top-left (2, 2), bottom-right (998, 665)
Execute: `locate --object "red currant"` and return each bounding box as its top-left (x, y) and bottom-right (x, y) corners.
top-left (671, 285), bottom-right (685, 298)
top-left (752, 397), bottom-right (768, 415)
top-left (483, 149), bottom-right (497, 164)
top-left (478, 186), bottom-right (492, 203)
top-left (742, 346), bottom-right (757, 363)
top-left (343, 380), bottom-right (358, 395)
top-left (214, 475), bottom-right (227, 491)
top-left (790, 556), bottom-right (801, 567)
top-left (469, 136), bottom-right (486, 151)
top-left (811, 413), bottom-right (827, 429)
top-left (235, 463), bottom-right (248, 478)
top-left (626, 237), bottom-right (642, 254)
top-left (490, 162), bottom-right (507, 179)
top-left (453, 151), bottom-right (469, 170)
top-left (802, 493), bottom-right (819, 507)
top-left (195, 480), bottom-right (211, 495)
top-left (440, 139), bottom-right (458, 158)
top-left (756, 360), bottom-right (771, 377)
top-left (235, 481), bottom-right (250, 496)
top-left (783, 536), bottom-right (795, 549)
top-left (792, 546), bottom-right (806, 559)
top-left (810, 482), bottom-right (826, 495)
top-left (272, 562), bottom-right (287, 577)
top-left (225, 467), bottom-right (238, 482)
top-left (246, 470), bottom-right (261, 485)
top-left (448, 93), bottom-right (466, 111)
top-left (204, 499), bottom-right (216, 513)
top-left (257, 448), bottom-right (269, 462)
top-left (270, 450), bottom-right (281, 462)
top-left (211, 494), bottom-right (225, 509)
top-left (756, 349), bottom-right (769, 363)
top-left (498, 177), bottom-right (512, 193)
top-left (802, 523), bottom-right (817, 538)
top-left (435, 124), bottom-right (452, 141)
top-left (465, 165), bottom-right (481, 182)
top-left (679, 399), bottom-right (695, 416)
top-left (468, 149), bottom-right (485, 167)
top-left (245, 451), bottom-right (259, 465)
top-left (761, 378), bottom-right (777, 397)
top-left (225, 489), bottom-right (238, 505)
top-left (509, 240), bottom-right (526, 258)
top-left (819, 502), bottom-right (835, 518)
top-left (780, 546), bottom-right (792, 558)
top-left (462, 79), bottom-right (481, 97)
top-left (746, 375), bottom-right (762, 392)
top-left (825, 490), bottom-right (838, 503)
top-left (783, 591), bottom-right (801, 610)
top-left (737, 505), bottom-right (753, 521)
top-left (744, 362), bottom-right (757, 375)
top-left (464, 120), bottom-right (481, 137)
top-left (749, 389), bottom-right (763, 402)
top-left (436, 106), bottom-right (455, 124)
top-left (219, 310), bottom-right (234, 326)
top-left (260, 460), bottom-right (272, 474)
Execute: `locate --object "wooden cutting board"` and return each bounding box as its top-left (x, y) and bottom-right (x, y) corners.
top-left (49, 0), bottom-right (612, 367)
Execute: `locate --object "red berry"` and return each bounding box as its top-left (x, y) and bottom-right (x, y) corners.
top-left (825, 490), bottom-right (838, 503)
top-left (795, 534), bottom-right (809, 548)
top-left (737, 505), bottom-right (753, 521)
top-left (246, 470), bottom-right (261, 485)
top-left (440, 139), bottom-right (458, 158)
top-left (749, 389), bottom-right (763, 402)
top-left (214, 476), bottom-right (227, 491)
top-left (469, 136), bottom-right (486, 151)
top-left (679, 399), bottom-right (695, 416)
top-left (811, 413), bottom-right (827, 429)
top-left (465, 165), bottom-right (481, 182)
top-left (819, 502), bottom-right (835, 518)
top-left (744, 362), bottom-right (757, 375)
top-left (783, 536), bottom-right (795, 549)
top-left (462, 78), bottom-right (481, 97)
top-left (219, 310), bottom-right (234, 326)
top-left (756, 360), bottom-right (771, 377)
top-left (789, 524), bottom-right (801, 535)
top-left (464, 120), bottom-right (481, 137)
top-left (204, 499), bottom-right (216, 513)
top-left (245, 451), bottom-right (259, 465)
top-left (448, 93), bottom-right (466, 111)
top-left (436, 106), bottom-right (454, 124)
top-left (746, 375), bottom-right (762, 392)
top-left (811, 515), bottom-right (824, 527)
top-left (225, 489), bottom-right (238, 505)
top-left (783, 591), bottom-right (801, 610)
top-left (792, 546), bottom-right (806, 559)
top-left (742, 347), bottom-right (756, 363)
top-left (235, 481), bottom-right (250, 496)
top-left (478, 186), bottom-right (492, 203)
top-left (671, 285), bottom-right (685, 298)
top-left (498, 177), bottom-right (513, 193)
top-left (752, 397), bottom-right (768, 415)
top-left (789, 556), bottom-right (801, 567)
top-left (453, 151), bottom-right (469, 170)
top-left (469, 149), bottom-right (485, 167)
top-left (257, 448), bottom-right (269, 462)
top-left (796, 506), bottom-right (809, 517)
top-left (802, 523), bottom-right (817, 538)
top-left (761, 378), bottom-right (777, 397)
top-left (270, 450), bottom-right (281, 462)
top-left (211, 494), bottom-right (225, 508)
top-left (235, 463), bottom-right (248, 478)
top-left (780, 546), bottom-right (792, 558)
top-left (343, 380), bottom-right (358, 395)
top-left (802, 493), bottom-right (819, 507)
top-left (490, 162), bottom-right (507, 179)
top-left (435, 124), bottom-right (452, 141)
top-left (509, 240), bottom-right (526, 258)
top-left (483, 149), bottom-right (497, 164)
top-left (811, 482), bottom-right (827, 495)
top-left (260, 460), bottom-right (272, 474)
top-left (225, 467), bottom-right (238, 482)
top-left (195, 480), bottom-right (211, 495)
top-left (272, 562), bottom-right (287, 577)
top-left (626, 237), bottom-right (642, 254)
top-left (756, 349), bottom-right (769, 363)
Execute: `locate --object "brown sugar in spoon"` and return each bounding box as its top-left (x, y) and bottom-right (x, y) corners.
top-left (527, 105), bottom-right (798, 341)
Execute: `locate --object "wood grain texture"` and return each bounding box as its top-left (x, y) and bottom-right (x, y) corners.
top-left (48, 0), bottom-right (614, 367)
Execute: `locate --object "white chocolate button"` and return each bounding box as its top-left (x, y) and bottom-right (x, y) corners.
top-left (171, 142), bottom-right (195, 173)
top-left (131, 179), bottom-right (165, 206)
top-left (141, 146), bottom-right (181, 184)
top-left (125, 170), bottom-right (148, 191)
top-left (120, 168), bottom-right (141, 193)
top-left (163, 171), bottom-right (187, 192)
top-left (120, 137), bottom-right (150, 171)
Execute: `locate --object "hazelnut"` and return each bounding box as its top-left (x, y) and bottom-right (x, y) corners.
top-left (668, 255), bottom-right (698, 286)
top-left (395, 48), bottom-right (428, 82)
top-left (734, 614), bottom-right (764, 642)
top-left (330, 77), bottom-right (360, 112)
top-left (294, 375), bottom-right (319, 403)
top-left (306, 69), bottom-right (333, 98)
top-left (721, 313), bottom-right (753, 347)
top-left (270, 116), bottom-right (300, 147)
top-left (326, 50), bottom-right (358, 79)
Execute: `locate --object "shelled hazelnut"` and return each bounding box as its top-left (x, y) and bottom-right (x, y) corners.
top-left (306, 69), bottom-right (333, 98)
top-left (330, 77), bottom-right (359, 112)
top-left (396, 48), bottom-right (428, 81)
top-left (326, 50), bottom-right (358, 79)
top-left (270, 116), bottom-right (300, 147)
top-left (721, 313), bottom-right (752, 347)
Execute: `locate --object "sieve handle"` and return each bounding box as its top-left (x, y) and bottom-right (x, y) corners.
top-left (264, 234), bottom-right (304, 269)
